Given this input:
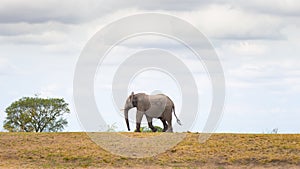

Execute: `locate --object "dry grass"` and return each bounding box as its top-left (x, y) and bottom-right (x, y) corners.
top-left (0, 132), bottom-right (299, 168)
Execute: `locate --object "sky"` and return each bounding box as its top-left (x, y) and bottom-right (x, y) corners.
top-left (0, 0), bottom-right (300, 133)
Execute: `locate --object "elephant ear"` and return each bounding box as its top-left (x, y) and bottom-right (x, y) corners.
top-left (130, 92), bottom-right (138, 107)
top-left (130, 92), bottom-right (134, 102)
top-left (132, 95), bottom-right (138, 107)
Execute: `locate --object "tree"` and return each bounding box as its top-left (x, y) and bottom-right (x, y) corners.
top-left (3, 96), bottom-right (70, 132)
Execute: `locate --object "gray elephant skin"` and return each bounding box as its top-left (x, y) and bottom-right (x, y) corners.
top-left (124, 92), bottom-right (181, 132)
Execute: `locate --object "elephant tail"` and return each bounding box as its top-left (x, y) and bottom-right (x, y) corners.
top-left (172, 105), bottom-right (182, 125)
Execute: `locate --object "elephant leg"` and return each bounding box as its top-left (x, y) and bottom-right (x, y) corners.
top-left (146, 116), bottom-right (157, 132)
top-left (166, 119), bottom-right (173, 132)
top-left (160, 119), bottom-right (168, 132)
top-left (135, 111), bottom-right (144, 132)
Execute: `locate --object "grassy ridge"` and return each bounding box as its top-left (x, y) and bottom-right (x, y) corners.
top-left (0, 132), bottom-right (299, 168)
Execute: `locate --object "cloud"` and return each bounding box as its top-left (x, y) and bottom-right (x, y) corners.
top-left (0, 0), bottom-right (216, 24)
top-left (224, 58), bottom-right (300, 94)
top-left (177, 4), bottom-right (284, 40)
top-left (231, 0), bottom-right (300, 16)
top-left (221, 41), bottom-right (267, 55)
top-left (0, 31), bottom-right (68, 45)
top-left (1, 0), bottom-right (299, 25)
top-left (214, 35), bottom-right (300, 95)
top-left (0, 22), bottom-right (72, 36)
top-left (0, 0), bottom-right (100, 24)
top-left (1, 0), bottom-right (298, 48)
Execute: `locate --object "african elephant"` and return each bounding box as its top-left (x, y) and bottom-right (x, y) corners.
top-left (124, 92), bottom-right (181, 132)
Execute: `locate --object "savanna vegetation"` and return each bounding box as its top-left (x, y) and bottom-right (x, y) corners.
top-left (0, 132), bottom-right (299, 168)
top-left (3, 96), bottom-right (70, 132)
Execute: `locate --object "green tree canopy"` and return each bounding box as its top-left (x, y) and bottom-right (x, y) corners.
top-left (3, 96), bottom-right (70, 132)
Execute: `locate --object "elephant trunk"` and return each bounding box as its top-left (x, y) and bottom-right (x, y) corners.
top-left (124, 109), bottom-right (130, 131)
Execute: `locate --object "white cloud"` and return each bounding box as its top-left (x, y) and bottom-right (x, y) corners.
top-left (176, 4), bottom-right (283, 40)
top-left (232, 0), bottom-right (300, 16)
top-left (224, 59), bottom-right (300, 95)
top-left (0, 31), bottom-right (68, 45)
top-left (0, 0), bottom-right (102, 23)
top-left (0, 0), bottom-right (214, 24)
top-left (0, 22), bottom-right (73, 36)
top-left (221, 41), bottom-right (267, 55)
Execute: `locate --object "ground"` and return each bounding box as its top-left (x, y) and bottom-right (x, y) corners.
top-left (0, 132), bottom-right (299, 168)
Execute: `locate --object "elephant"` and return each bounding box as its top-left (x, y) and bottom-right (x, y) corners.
top-left (124, 92), bottom-right (181, 132)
